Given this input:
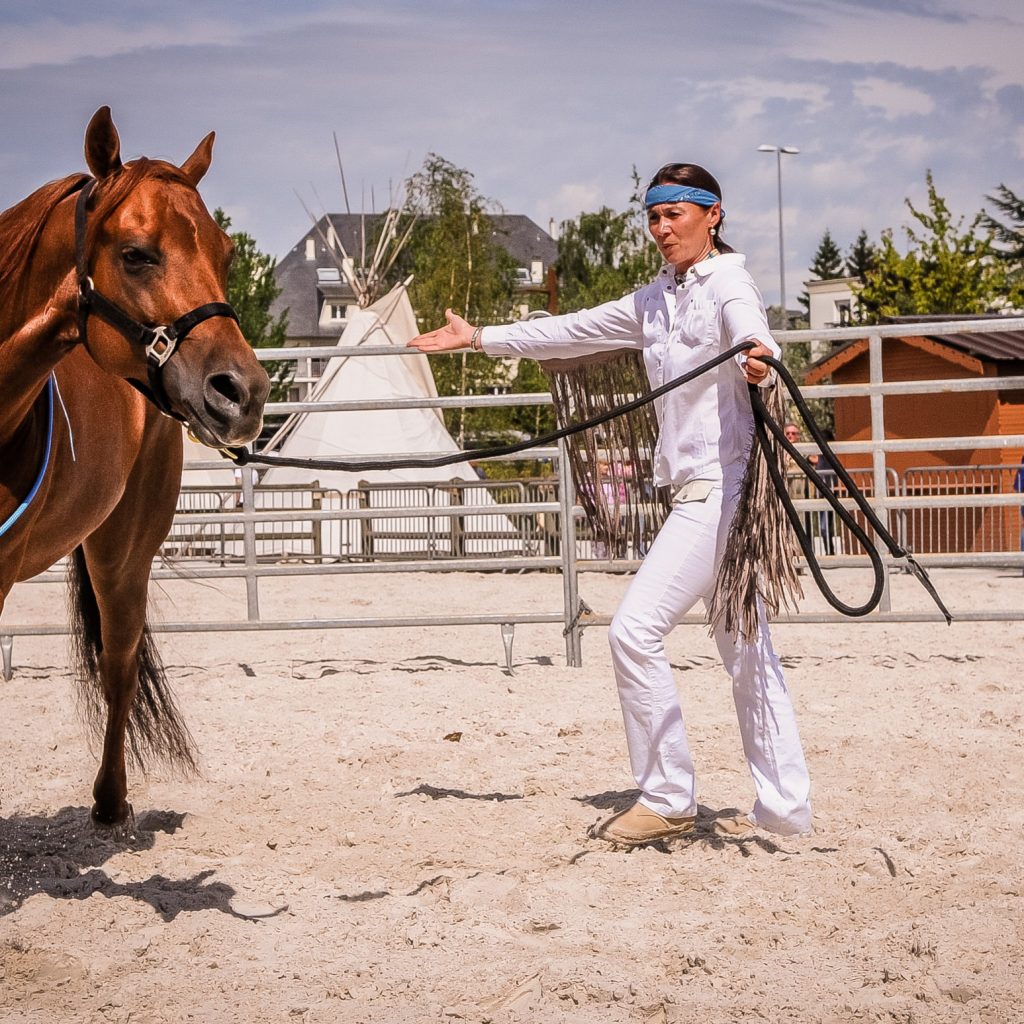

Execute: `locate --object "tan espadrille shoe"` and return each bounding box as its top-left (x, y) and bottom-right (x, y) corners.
top-left (592, 802), bottom-right (695, 847)
top-left (713, 813), bottom-right (814, 838)
top-left (712, 813), bottom-right (758, 837)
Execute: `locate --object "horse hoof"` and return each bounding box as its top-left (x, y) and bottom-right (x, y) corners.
top-left (91, 801), bottom-right (135, 831)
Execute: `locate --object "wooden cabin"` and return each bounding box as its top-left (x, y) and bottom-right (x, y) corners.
top-left (804, 318), bottom-right (1024, 554)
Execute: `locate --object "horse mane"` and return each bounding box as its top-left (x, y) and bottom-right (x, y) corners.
top-left (0, 159), bottom-right (194, 321)
top-left (0, 173), bottom-right (87, 319)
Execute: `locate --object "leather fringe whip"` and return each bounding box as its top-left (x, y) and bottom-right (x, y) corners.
top-left (706, 377), bottom-right (804, 641)
top-left (540, 349), bottom-right (672, 559)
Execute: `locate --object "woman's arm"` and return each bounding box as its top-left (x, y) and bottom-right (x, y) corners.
top-left (720, 272), bottom-right (779, 387)
top-left (408, 292), bottom-right (645, 360)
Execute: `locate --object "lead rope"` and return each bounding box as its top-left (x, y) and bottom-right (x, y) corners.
top-left (225, 342), bottom-right (754, 473)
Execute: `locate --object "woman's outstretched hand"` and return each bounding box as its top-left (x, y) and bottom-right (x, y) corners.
top-left (407, 308), bottom-right (476, 353)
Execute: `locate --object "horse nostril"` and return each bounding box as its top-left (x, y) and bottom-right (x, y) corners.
top-left (205, 371), bottom-right (247, 413)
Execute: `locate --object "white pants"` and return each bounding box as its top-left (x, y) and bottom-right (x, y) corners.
top-left (607, 480), bottom-right (812, 835)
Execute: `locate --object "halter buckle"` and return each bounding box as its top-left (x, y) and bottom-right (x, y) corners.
top-left (145, 326), bottom-right (178, 367)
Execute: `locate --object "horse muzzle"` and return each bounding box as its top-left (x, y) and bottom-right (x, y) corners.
top-left (177, 361), bottom-right (271, 447)
top-left (203, 364), bottom-right (271, 443)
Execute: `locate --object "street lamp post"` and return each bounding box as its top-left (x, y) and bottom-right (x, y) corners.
top-left (758, 144), bottom-right (799, 327)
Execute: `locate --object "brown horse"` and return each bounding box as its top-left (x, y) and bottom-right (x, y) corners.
top-left (0, 107), bottom-right (270, 826)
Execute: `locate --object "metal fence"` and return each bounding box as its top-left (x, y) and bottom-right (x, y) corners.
top-left (898, 464), bottom-right (1023, 555)
top-left (4, 315), bottom-right (1024, 680)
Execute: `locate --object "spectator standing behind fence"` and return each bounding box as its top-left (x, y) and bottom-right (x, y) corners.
top-left (409, 162), bottom-right (813, 846)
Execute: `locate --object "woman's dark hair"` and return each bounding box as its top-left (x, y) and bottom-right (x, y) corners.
top-left (647, 163), bottom-right (734, 253)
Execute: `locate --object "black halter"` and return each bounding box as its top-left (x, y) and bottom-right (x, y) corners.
top-left (74, 177), bottom-right (240, 421)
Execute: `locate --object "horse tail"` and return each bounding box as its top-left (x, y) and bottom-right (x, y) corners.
top-left (68, 545), bottom-right (198, 775)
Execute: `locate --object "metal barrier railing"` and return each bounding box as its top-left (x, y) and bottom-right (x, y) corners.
top-left (167, 483), bottom-right (342, 563)
top-left (4, 315), bottom-right (1024, 680)
top-left (899, 464), bottom-right (1023, 555)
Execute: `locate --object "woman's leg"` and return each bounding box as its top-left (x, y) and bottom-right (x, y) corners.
top-left (709, 603), bottom-right (813, 835)
top-left (607, 493), bottom-right (723, 819)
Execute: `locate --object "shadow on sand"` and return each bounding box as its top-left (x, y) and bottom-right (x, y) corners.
top-left (0, 806), bottom-right (283, 922)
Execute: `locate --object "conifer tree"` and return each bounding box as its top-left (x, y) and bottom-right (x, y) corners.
top-left (980, 184), bottom-right (1024, 306)
top-left (213, 209), bottom-right (291, 404)
top-left (845, 230), bottom-right (879, 282)
top-left (798, 229), bottom-right (845, 315)
top-left (809, 229), bottom-right (844, 280)
top-left (980, 184), bottom-right (1024, 262)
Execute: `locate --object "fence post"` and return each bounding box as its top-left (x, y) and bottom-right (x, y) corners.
top-left (1, 634), bottom-right (13, 681)
top-left (868, 333), bottom-right (892, 610)
top-left (357, 483), bottom-right (373, 558)
top-left (448, 482), bottom-right (465, 558)
top-left (240, 466), bottom-right (260, 621)
top-left (312, 488), bottom-right (323, 562)
top-left (557, 438), bottom-right (583, 667)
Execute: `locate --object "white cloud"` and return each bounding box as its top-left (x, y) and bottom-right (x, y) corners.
top-left (852, 77), bottom-right (934, 118)
top-left (542, 183), bottom-right (607, 226)
top-left (686, 77), bottom-right (832, 125)
top-left (779, 1), bottom-right (1023, 92)
top-left (1, 0), bottom-right (1020, 307)
top-left (805, 158), bottom-right (869, 191)
top-left (0, 16), bottom-right (245, 70)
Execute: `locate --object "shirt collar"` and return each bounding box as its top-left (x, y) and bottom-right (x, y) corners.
top-left (666, 252), bottom-right (746, 287)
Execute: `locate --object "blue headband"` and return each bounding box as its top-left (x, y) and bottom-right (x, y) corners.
top-left (645, 184), bottom-right (724, 217)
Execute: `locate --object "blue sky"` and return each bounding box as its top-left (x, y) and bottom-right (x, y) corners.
top-left (1, 0), bottom-right (1021, 310)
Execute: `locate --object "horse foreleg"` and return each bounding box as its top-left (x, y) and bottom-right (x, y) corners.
top-left (76, 542), bottom-right (195, 827)
top-left (77, 546), bottom-right (150, 826)
top-left (68, 415), bottom-right (192, 827)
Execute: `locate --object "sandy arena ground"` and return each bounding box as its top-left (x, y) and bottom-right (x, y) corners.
top-left (1, 565), bottom-right (1022, 1024)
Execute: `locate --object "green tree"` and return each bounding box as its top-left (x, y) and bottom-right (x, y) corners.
top-left (845, 230), bottom-right (878, 282)
top-left (980, 184), bottom-right (1024, 261)
top-left (389, 155), bottom-right (518, 444)
top-left (809, 229), bottom-right (844, 280)
top-left (213, 209), bottom-right (291, 404)
top-left (798, 229), bottom-right (845, 316)
top-left (856, 172), bottom-right (1007, 322)
top-left (980, 184), bottom-right (1024, 306)
top-left (556, 210), bottom-right (661, 311)
top-left (555, 171), bottom-right (661, 312)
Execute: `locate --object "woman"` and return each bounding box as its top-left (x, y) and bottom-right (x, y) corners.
top-left (409, 163), bottom-right (812, 845)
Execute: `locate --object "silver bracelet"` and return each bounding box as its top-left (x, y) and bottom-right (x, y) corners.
top-left (470, 325), bottom-right (484, 351)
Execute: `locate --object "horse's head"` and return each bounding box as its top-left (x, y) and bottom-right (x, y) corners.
top-left (78, 107), bottom-right (270, 447)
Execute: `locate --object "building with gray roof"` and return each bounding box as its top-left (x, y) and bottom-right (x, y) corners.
top-left (271, 213), bottom-right (558, 346)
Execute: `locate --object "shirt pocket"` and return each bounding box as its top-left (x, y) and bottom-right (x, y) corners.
top-left (676, 297), bottom-right (719, 348)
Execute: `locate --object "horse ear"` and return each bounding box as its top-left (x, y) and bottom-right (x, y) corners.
top-left (84, 106), bottom-right (123, 179)
top-left (180, 132), bottom-right (215, 186)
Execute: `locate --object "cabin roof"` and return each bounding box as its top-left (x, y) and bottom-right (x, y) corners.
top-left (805, 315), bottom-right (1024, 383)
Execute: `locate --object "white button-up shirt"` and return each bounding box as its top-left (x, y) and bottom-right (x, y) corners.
top-left (481, 252), bottom-right (779, 489)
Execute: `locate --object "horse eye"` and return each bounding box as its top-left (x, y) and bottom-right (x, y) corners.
top-left (122, 246), bottom-right (157, 267)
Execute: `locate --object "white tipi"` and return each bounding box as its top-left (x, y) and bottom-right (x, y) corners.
top-left (260, 282), bottom-right (480, 492)
top-left (259, 282), bottom-right (522, 558)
